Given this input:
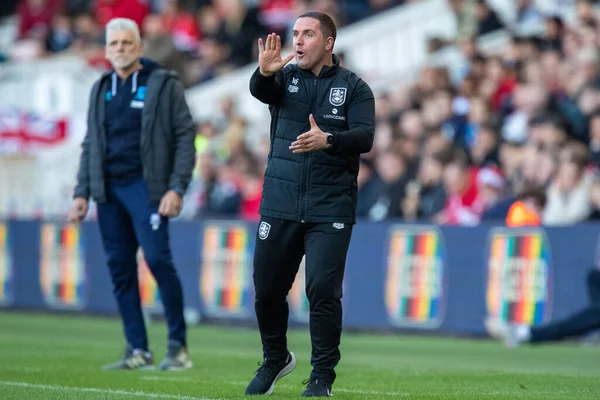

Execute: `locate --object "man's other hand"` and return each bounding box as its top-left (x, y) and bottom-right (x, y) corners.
top-left (158, 190), bottom-right (183, 218)
top-left (290, 114), bottom-right (328, 153)
top-left (67, 197), bottom-right (89, 223)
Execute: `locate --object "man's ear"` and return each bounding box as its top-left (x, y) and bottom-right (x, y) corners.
top-left (325, 37), bottom-right (334, 51)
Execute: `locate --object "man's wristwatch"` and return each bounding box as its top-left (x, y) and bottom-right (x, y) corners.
top-left (325, 132), bottom-right (336, 149)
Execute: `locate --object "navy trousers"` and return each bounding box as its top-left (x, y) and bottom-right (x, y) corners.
top-left (97, 179), bottom-right (186, 351)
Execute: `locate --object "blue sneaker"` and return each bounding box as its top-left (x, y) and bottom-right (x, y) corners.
top-left (245, 352), bottom-right (296, 395)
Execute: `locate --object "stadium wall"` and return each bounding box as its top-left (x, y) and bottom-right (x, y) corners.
top-left (0, 219), bottom-right (597, 337)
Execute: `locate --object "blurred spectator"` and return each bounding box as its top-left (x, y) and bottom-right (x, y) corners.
top-left (589, 111), bottom-right (600, 168)
top-left (70, 11), bottom-right (104, 50)
top-left (258, 0), bottom-right (294, 43)
top-left (94, 0), bottom-right (150, 28)
top-left (475, 0), bottom-right (504, 36)
top-left (18, 0), bottom-right (64, 40)
top-left (448, 0), bottom-right (478, 39)
top-left (160, 0), bottom-right (200, 52)
top-left (365, 151), bottom-right (407, 221)
top-left (186, 36), bottom-right (228, 84)
top-left (45, 11), bottom-right (72, 53)
top-left (402, 151), bottom-right (448, 220)
top-left (310, 0), bottom-right (344, 28)
top-left (0, 0), bottom-right (19, 18)
top-left (588, 173), bottom-right (600, 219)
top-left (69, 11), bottom-right (106, 67)
top-left (213, 0), bottom-right (266, 69)
top-left (438, 152), bottom-right (480, 225)
top-left (366, 0), bottom-right (401, 17)
top-left (356, 159), bottom-right (380, 217)
top-left (540, 16), bottom-right (563, 52)
top-left (198, 154), bottom-right (242, 217)
top-left (471, 122), bottom-right (500, 167)
top-left (576, 0), bottom-right (597, 26)
top-left (195, 5), bottom-right (220, 37)
top-left (501, 83), bottom-right (549, 145)
top-left (142, 12), bottom-right (188, 84)
top-left (505, 185), bottom-right (546, 227)
top-left (65, 0), bottom-right (91, 13)
top-left (543, 141), bottom-right (594, 225)
top-left (514, 0), bottom-right (544, 36)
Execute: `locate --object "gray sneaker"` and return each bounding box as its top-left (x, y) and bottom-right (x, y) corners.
top-left (102, 344), bottom-right (155, 371)
top-left (159, 340), bottom-right (193, 371)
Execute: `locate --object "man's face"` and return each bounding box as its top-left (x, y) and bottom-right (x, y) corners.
top-left (292, 17), bottom-right (331, 72)
top-left (105, 29), bottom-right (143, 69)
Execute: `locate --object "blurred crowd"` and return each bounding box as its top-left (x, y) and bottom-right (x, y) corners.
top-left (182, 0), bottom-right (600, 226)
top-left (5, 0), bottom-right (600, 227)
top-left (356, 0), bottom-right (600, 227)
top-left (1, 0), bottom-right (407, 87)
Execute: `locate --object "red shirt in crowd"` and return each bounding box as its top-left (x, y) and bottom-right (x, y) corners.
top-left (162, 12), bottom-right (201, 52)
top-left (259, 0), bottom-right (294, 31)
top-left (238, 176), bottom-right (262, 222)
top-left (18, 0), bottom-right (64, 39)
top-left (442, 167), bottom-right (481, 225)
top-left (491, 77), bottom-right (516, 111)
top-left (94, 0), bottom-right (149, 28)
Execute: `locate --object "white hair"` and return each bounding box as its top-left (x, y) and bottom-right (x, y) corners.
top-left (105, 18), bottom-right (141, 44)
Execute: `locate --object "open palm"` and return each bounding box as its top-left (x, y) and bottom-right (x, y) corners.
top-left (258, 33), bottom-right (295, 76)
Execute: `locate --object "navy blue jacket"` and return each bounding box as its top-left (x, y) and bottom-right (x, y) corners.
top-left (104, 59), bottom-right (159, 182)
top-left (74, 58), bottom-right (196, 203)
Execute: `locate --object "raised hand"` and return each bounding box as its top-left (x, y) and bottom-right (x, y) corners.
top-left (258, 33), bottom-right (295, 77)
top-left (289, 114), bottom-right (328, 153)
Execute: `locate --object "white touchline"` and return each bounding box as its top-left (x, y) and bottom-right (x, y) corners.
top-left (0, 366), bottom-right (42, 372)
top-left (221, 380), bottom-right (409, 396)
top-left (0, 381), bottom-right (224, 400)
top-left (334, 388), bottom-right (410, 396)
top-left (142, 376), bottom-right (194, 382)
top-left (141, 378), bottom-right (410, 396)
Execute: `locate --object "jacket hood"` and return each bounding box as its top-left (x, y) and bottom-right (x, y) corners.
top-left (139, 57), bottom-right (161, 73)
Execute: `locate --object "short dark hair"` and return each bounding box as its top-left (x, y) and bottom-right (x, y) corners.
top-left (518, 186), bottom-right (547, 209)
top-left (298, 12), bottom-right (337, 43)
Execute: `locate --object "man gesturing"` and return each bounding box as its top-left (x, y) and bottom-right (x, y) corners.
top-left (245, 11), bottom-right (375, 398)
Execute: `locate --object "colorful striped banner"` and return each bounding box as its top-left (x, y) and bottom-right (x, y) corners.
top-left (39, 223), bottom-right (86, 308)
top-left (385, 226), bottom-right (445, 328)
top-left (0, 223), bottom-right (13, 305)
top-left (486, 229), bottom-right (551, 325)
top-left (200, 223), bottom-right (253, 317)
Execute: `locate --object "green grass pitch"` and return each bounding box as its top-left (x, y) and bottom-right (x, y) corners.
top-left (0, 312), bottom-right (599, 399)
